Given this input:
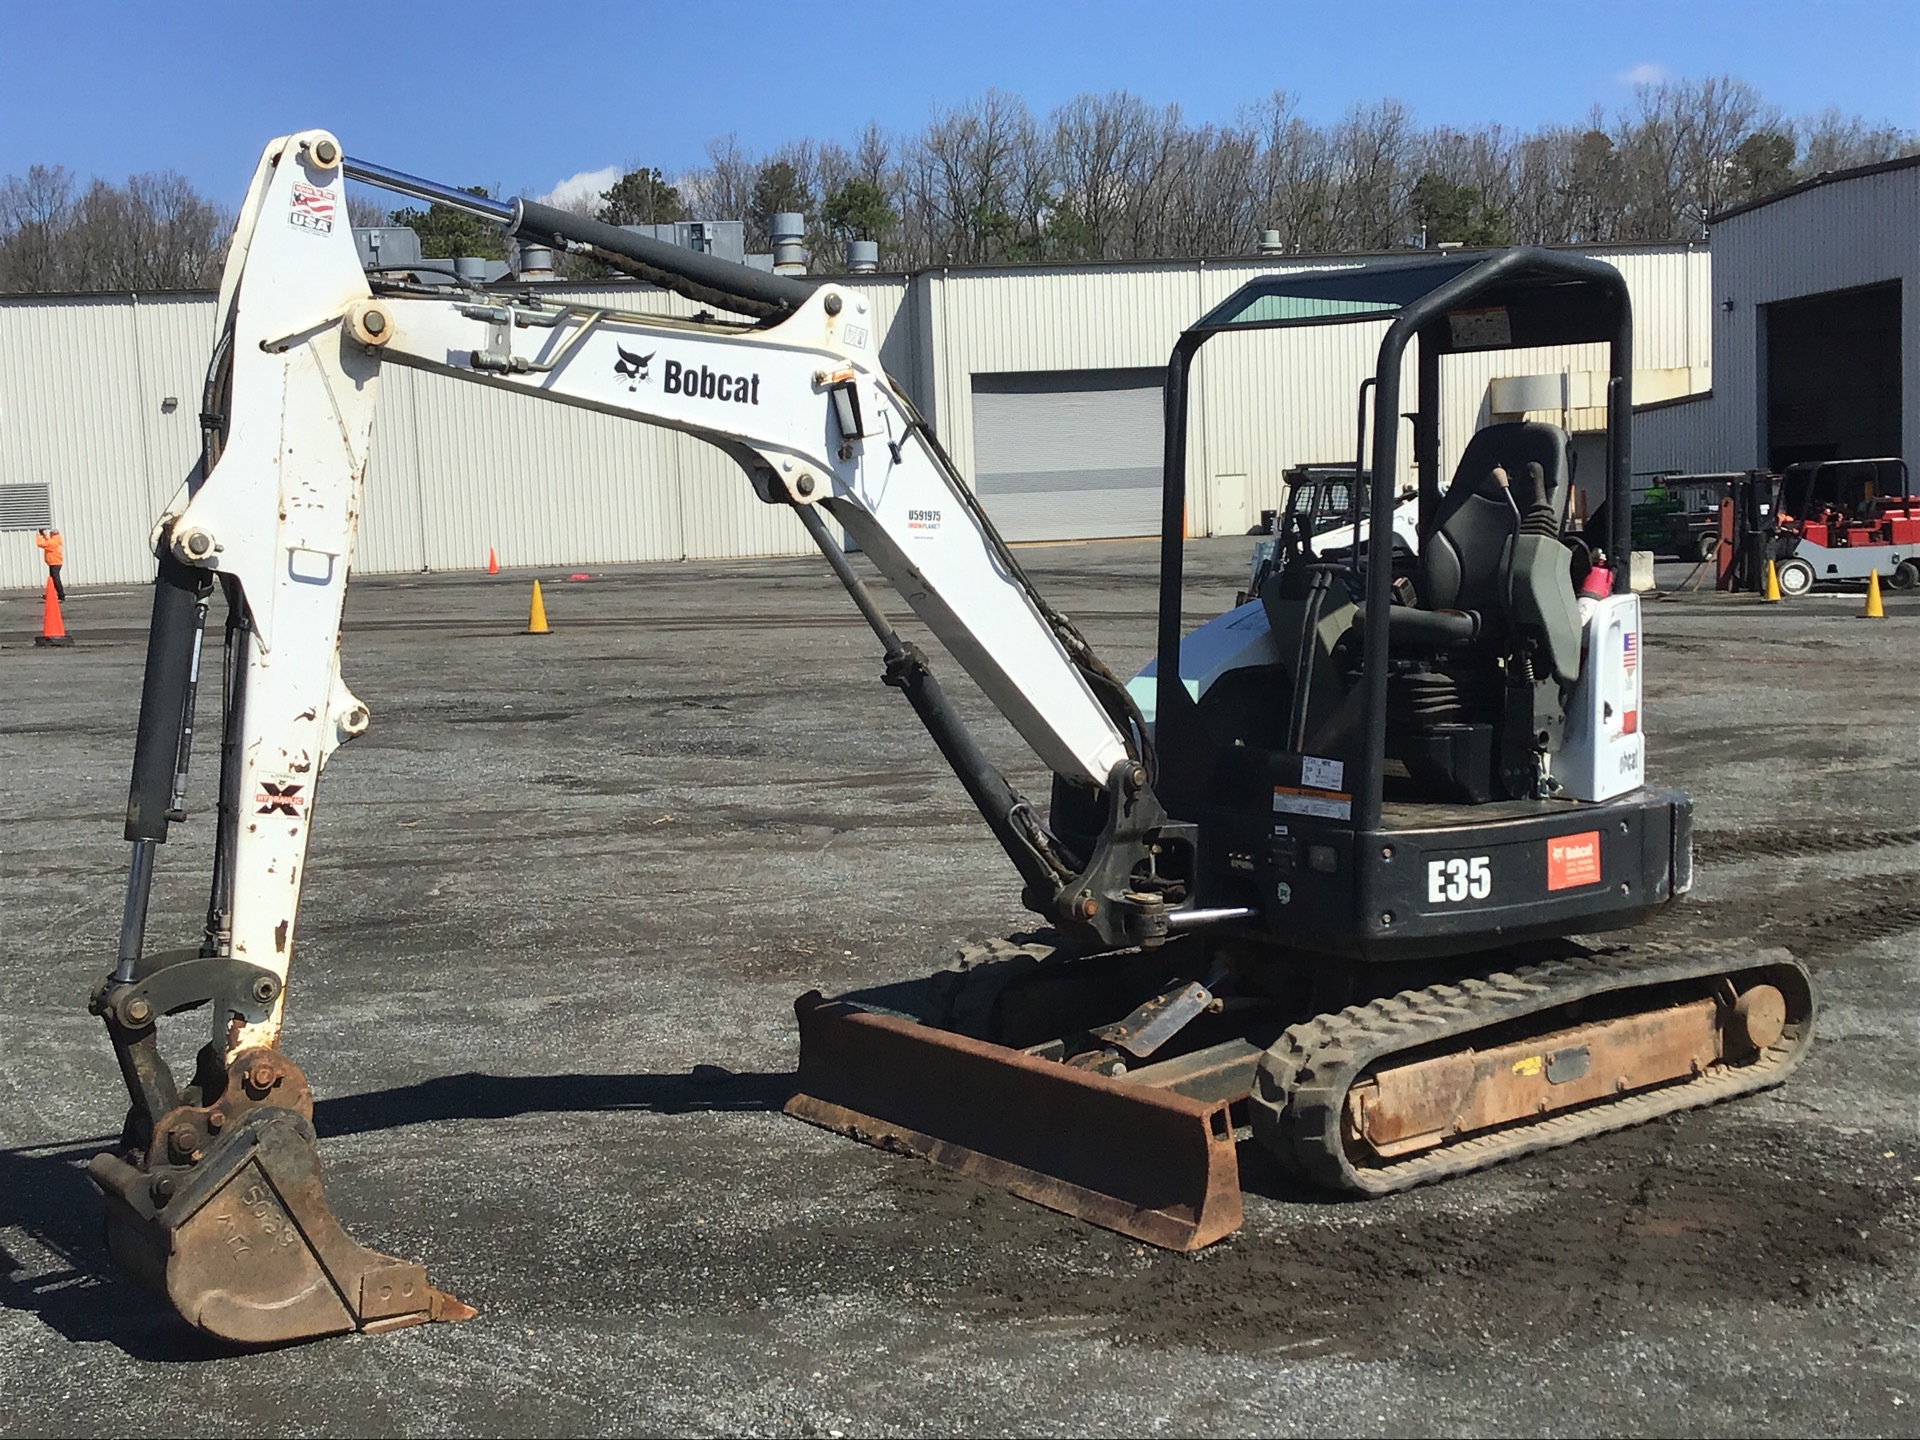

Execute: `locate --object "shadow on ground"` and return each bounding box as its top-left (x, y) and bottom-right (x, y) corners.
top-left (0, 1067), bottom-right (793, 1358)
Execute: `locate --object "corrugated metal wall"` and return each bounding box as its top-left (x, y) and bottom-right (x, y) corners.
top-left (0, 293), bottom-right (213, 589)
top-left (1706, 164), bottom-right (1920, 471)
top-left (1634, 394), bottom-right (1725, 475)
top-left (909, 245), bottom-right (1712, 538)
top-left (1, 246), bottom-right (1708, 589)
top-left (0, 280), bottom-right (910, 588)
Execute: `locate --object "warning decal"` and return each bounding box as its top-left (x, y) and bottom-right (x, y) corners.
top-left (254, 779), bottom-right (309, 818)
top-left (1546, 830), bottom-right (1602, 891)
top-left (1273, 784), bottom-right (1352, 821)
top-left (1300, 754), bottom-right (1345, 791)
top-left (1448, 305), bottom-right (1512, 348)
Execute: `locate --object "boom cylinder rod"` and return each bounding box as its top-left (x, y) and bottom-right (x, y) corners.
top-left (114, 842), bottom-right (157, 983)
top-left (345, 154), bottom-right (816, 318)
top-left (341, 158), bottom-right (515, 222)
top-left (794, 505), bottom-right (1065, 900)
top-left (116, 554), bottom-right (211, 981)
top-left (795, 506), bottom-right (907, 665)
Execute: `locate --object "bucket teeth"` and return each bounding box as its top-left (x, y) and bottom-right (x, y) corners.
top-left (89, 1054), bottom-right (472, 1346)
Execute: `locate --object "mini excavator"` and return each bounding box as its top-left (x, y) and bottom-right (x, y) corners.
top-left (88, 130), bottom-right (1815, 1345)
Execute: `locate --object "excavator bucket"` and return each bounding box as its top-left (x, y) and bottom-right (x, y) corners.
top-left (87, 1052), bottom-right (473, 1346)
top-left (786, 992), bottom-right (1244, 1251)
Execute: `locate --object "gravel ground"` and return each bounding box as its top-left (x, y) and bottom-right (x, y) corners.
top-left (2, 540), bottom-right (1915, 1437)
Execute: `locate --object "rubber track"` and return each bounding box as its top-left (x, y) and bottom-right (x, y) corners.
top-left (1253, 948), bottom-right (1817, 1195)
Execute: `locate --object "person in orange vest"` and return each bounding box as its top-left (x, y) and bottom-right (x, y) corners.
top-left (34, 528), bottom-right (65, 600)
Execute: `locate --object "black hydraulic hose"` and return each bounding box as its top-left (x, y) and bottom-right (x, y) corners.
top-left (793, 504), bottom-right (1071, 896)
top-left (345, 157), bottom-right (818, 322)
top-left (1286, 570), bottom-right (1329, 752)
top-left (200, 329), bottom-right (232, 471)
top-left (508, 200), bottom-right (816, 322)
top-left (203, 578), bottom-right (251, 956)
top-left (1349, 377), bottom-right (1376, 580)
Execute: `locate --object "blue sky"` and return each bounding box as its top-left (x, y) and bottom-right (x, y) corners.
top-left (3, 0), bottom-right (1915, 208)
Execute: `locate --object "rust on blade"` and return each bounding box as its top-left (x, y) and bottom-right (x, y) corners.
top-left (787, 992), bottom-right (1243, 1251)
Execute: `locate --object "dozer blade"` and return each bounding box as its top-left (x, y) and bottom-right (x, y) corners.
top-left (89, 1060), bottom-right (473, 1345)
top-left (787, 992), bottom-right (1243, 1251)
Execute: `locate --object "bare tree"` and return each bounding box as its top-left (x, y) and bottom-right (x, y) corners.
top-left (909, 91), bottom-right (1040, 263)
top-left (684, 134), bottom-right (755, 224)
top-left (9, 76), bottom-right (1917, 293)
top-left (0, 165), bottom-right (77, 290)
top-left (1248, 93), bottom-right (1339, 253)
top-left (1611, 76), bottom-right (1779, 236)
top-left (1051, 92), bottom-right (1158, 259)
top-left (1328, 100), bottom-right (1416, 248)
top-left (1, 167), bottom-right (228, 292)
top-left (127, 172), bottom-right (229, 288)
top-left (346, 191), bottom-right (389, 228)
top-left (1795, 107), bottom-right (1912, 175)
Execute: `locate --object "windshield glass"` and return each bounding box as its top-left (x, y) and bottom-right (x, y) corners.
top-left (1194, 257), bottom-right (1482, 332)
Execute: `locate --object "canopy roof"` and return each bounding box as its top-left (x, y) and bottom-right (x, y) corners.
top-left (1187, 247), bottom-right (1628, 353)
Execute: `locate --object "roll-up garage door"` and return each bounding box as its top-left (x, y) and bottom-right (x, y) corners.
top-left (1765, 281), bottom-right (1902, 470)
top-left (970, 370), bottom-right (1164, 541)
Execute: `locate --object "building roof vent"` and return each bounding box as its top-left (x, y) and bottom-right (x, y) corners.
top-left (772, 213), bottom-right (808, 275)
top-left (515, 244), bottom-right (556, 280)
top-left (845, 239), bottom-right (879, 274)
top-left (1258, 229), bottom-right (1283, 255)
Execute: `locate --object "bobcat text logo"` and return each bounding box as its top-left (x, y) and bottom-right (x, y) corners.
top-left (614, 345), bottom-right (655, 390)
top-left (663, 359), bottom-right (761, 405)
top-left (255, 782), bottom-right (306, 818)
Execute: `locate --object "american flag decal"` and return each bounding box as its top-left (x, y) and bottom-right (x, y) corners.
top-left (289, 181), bottom-right (335, 234)
top-left (1622, 631), bottom-right (1638, 667)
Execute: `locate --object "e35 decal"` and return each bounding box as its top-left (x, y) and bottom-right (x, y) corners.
top-left (1428, 855), bottom-right (1491, 904)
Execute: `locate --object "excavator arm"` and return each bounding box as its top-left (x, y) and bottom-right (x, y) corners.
top-left (89, 129), bottom-right (1182, 1344)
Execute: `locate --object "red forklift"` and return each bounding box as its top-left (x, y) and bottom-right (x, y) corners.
top-left (1769, 457), bottom-right (1918, 595)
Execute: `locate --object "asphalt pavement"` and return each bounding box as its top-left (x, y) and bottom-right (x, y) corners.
top-left (2, 541), bottom-right (1915, 1437)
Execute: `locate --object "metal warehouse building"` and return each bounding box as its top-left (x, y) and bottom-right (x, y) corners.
top-left (0, 243), bottom-right (1715, 590)
top-left (1635, 154), bottom-right (1920, 478)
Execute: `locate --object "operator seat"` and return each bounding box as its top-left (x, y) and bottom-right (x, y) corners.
top-left (1377, 421), bottom-right (1583, 801)
top-left (1398, 421), bottom-right (1572, 646)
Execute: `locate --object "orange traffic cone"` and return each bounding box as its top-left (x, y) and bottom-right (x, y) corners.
top-left (35, 579), bottom-right (73, 647)
top-left (487, 547), bottom-right (500, 575)
top-left (526, 580), bottom-right (550, 635)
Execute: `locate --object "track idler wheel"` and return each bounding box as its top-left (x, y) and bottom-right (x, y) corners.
top-left (87, 1048), bottom-right (473, 1346)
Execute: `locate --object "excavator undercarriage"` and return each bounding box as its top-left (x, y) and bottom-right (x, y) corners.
top-left (790, 936), bottom-right (1814, 1248)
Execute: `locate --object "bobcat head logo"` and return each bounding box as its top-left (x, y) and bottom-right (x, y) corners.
top-left (615, 345), bottom-right (655, 390)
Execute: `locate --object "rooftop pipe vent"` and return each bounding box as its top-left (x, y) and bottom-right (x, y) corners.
top-left (771, 213), bottom-right (808, 276)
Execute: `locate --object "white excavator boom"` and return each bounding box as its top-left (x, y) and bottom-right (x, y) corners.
top-left (89, 130), bottom-right (1143, 1345)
